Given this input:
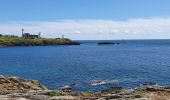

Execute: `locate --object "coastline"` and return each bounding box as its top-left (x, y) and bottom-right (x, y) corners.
top-left (0, 75), bottom-right (170, 100)
top-left (0, 37), bottom-right (80, 47)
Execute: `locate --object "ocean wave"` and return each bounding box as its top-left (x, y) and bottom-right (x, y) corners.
top-left (87, 80), bottom-right (119, 86)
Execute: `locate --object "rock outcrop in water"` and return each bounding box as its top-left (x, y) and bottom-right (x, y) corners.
top-left (0, 75), bottom-right (170, 100)
top-left (98, 42), bottom-right (120, 45)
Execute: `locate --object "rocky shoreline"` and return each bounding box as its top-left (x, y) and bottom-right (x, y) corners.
top-left (0, 75), bottom-right (170, 100)
top-left (0, 37), bottom-right (80, 47)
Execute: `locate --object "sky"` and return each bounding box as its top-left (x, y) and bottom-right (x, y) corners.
top-left (1, 0), bottom-right (170, 40)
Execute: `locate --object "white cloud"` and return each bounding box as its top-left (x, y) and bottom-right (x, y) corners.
top-left (1, 18), bottom-right (170, 40)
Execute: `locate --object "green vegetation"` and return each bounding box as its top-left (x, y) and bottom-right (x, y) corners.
top-left (0, 36), bottom-right (80, 47)
top-left (49, 90), bottom-right (64, 96)
top-left (134, 92), bottom-right (145, 98)
top-left (32, 80), bottom-right (48, 90)
top-left (77, 91), bottom-right (95, 96)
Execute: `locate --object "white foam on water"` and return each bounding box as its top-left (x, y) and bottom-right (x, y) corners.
top-left (88, 80), bottom-right (119, 86)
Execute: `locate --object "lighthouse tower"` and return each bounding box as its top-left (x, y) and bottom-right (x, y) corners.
top-left (22, 28), bottom-right (24, 37)
top-left (38, 32), bottom-right (41, 38)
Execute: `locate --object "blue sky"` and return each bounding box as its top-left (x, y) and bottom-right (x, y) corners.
top-left (1, 0), bottom-right (170, 40)
top-left (1, 0), bottom-right (170, 21)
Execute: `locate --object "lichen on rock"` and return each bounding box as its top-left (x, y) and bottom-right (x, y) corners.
top-left (0, 75), bottom-right (47, 91)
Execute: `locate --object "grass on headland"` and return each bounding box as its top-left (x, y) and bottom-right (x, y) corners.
top-left (0, 36), bottom-right (80, 47)
top-left (49, 90), bottom-right (64, 96)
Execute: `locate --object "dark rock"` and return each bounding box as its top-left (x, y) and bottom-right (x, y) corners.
top-left (98, 42), bottom-right (120, 45)
top-left (103, 94), bottom-right (121, 99)
top-left (59, 86), bottom-right (72, 93)
top-left (70, 41), bottom-right (81, 45)
top-left (146, 87), bottom-right (158, 91)
top-left (101, 86), bottom-right (122, 93)
top-left (134, 94), bottom-right (142, 98)
top-left (143, 82), bottom-right (157, 86)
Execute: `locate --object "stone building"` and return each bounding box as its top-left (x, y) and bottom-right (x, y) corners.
top-left (21, 28), bottom-right (41, 38)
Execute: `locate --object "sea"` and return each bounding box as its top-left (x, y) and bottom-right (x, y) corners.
top-left (0, 39), bottom-right (170, 92)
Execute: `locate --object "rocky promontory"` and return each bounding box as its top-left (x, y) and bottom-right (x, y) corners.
top-left (0, 37), bottom-right (80, 47)
top-left (0, 75), bottom-right (170, 100)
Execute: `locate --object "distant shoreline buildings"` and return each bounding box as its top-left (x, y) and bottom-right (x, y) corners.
top-left (0, 28), bottom-right (65, 39)
top-left (0, 28), bottom-right (41, 38)
top-left (21, 28), bottom-right (41, 38)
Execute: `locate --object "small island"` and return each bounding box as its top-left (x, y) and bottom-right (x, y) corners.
top-left (0, 29), bottom-right (80, 47)
top-left (98, 42), bottom-right (120, 45)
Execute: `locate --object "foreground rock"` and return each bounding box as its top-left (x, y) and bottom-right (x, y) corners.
top-left (0, 75), bottom-right (49, 99)
top-left (99, 84), bottom-right (170, 100)
top-left (0, 75), bottom-right (47, 91)
top-left (1, 75), bottom-right (170, 100)
top-left (0, 75), bottom-right (79, 100)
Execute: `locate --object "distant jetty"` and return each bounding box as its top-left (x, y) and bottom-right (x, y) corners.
top-left (98, 42), bottom-right (120, 45)
top-left (0, 36), bottom-right (80, 47)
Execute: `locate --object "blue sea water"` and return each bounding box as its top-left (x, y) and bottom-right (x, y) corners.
top-left (0, 40), bottom-right (170, 92)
